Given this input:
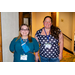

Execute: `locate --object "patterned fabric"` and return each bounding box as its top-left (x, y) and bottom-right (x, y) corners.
top-left (35, 28), bottom-right (60, 58)
top-left (60, 50), bottom-right (75, 62)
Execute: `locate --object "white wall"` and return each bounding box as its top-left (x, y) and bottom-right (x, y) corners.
top-left (32, 12), bottom-right (36, 37)
top-left (72, 12), bottom-right (75, 53)
top-left (73, 13), bottom-right (75, 40)
top-left (36, 12), bottom-right (51, 31)
top-left (59, 12), bottom-right (73, 51)
top-left (1, 12), bottom-right (19, 62)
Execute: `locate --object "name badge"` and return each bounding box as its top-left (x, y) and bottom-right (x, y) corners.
top-left (45, 43), bottom-right (51, 49)
top-left (20, 54), bottom-right (27, 60)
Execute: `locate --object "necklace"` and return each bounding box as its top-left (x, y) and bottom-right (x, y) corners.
top-left (20, 38), bottom-right (34, 54)
top-left (23, 39), bottom-right (27, 43)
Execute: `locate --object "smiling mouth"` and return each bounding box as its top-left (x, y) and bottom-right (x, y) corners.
top-left (46, 25), bottom-right (50, 26)
top-left (23, 32), bottom-right (27, 34)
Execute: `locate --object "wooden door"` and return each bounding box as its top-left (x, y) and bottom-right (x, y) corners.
top-left (19, 12), bottom-right (23, 28)
top-left (0, 12), bottom-right (2, 62)
top-left (51, 12), bottom-right (56, 27)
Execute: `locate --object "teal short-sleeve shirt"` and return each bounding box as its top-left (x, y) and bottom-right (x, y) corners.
top-left (9, 37), bottom-right (39, 62)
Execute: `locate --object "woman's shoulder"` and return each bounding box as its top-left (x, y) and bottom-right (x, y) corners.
top-left (52, 25), bottom-right (61, 33)
top-left (56, 27), bottom-right (61, 31)
top-left (31, 37), bottom-right (38, 42)
top-left (12, 37), bottom-right (18, 42)
top-left (36, 28), bottom-right (43, 33)
top-left (35, 28), bottom-right (44, 36)
top-left (13, 37), bottom-right (18, 40)
top-left (31, 37), bottom-right (36, 40)
top-left (10, 37), bottom-right (19, 45)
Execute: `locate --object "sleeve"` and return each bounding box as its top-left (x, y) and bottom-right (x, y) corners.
top-left (58, 28), bottom-right (61, 32)
top-left (35, 30), bottom-right (41, 43)
top-left (35, 30), bottom-right (39, 38)
top-left (9, 38), bottom-right (17, 52)
top-left (57, 27), bottom-right (61, 34)
top-left (33, 38), bottom-right (39, 52)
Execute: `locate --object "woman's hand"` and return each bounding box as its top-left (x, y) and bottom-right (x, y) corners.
top-left (59, 32), bottom-right (64, 61)
top-left (59, 53), bottom-right (63, 61)
top-left (35, 52), bottom-right (39, 62)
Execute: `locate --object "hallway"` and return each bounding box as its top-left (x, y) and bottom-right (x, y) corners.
top-left (0, 12), bottom-right (75, 62)
top-left (60, 50), bottom-right (75, 62)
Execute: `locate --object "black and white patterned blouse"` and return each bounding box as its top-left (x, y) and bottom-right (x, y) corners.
top-left (35, 28), bottom-right (60, 58)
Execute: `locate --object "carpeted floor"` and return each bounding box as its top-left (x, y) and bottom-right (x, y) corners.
top-left (60, 50), bottom-right (75, 62)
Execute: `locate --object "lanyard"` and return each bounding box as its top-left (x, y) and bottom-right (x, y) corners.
top-left (20, 38), bottom-right (29, 54)
top-left (20, 38), bottom-right (34, 54)
top-left (44, 28), bottom-right (50, 42)
top-left (21, 38), bottom-right (28, 45)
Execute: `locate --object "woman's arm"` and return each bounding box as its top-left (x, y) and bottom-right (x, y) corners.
top-left (35, 36), bottom-right (39, 42)
top-left (59, 32), bottom-right (64, 60)
top-left (35, 52), bottom-right (39, 62)
top-left (35, 36), bottom-right (39, 62)
top-left (34, 36), bottom-right (39, 62)
top-left (9, 38), bottom-right (16, 53)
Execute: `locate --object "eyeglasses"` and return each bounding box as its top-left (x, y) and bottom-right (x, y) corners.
top-left (21, 29), bottom-right (29, 31)
top-left (44, 21), bottom-right (51, 23)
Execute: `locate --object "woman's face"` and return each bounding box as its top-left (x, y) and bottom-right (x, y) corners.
top-left (20, 25), bottom-right (29, 36)
top-left (43, 18), bottom-right (52, 29)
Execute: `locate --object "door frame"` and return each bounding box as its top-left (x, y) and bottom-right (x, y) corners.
top-left (19, 12), bottom-right (23, 28)
top-left (0, 12), bottom-right (3, 62)
top-left (51, 12), bottom-right (56, 27)
top-left (19, 12), bottom-right (32, 36)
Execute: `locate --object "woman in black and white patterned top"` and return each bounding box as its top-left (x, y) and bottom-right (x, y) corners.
top-left (35, 16), bottom-right (64, 62)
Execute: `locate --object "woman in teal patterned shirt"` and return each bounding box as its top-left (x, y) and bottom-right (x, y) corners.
top-left (9, 24), bottom-right (39, 62)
